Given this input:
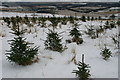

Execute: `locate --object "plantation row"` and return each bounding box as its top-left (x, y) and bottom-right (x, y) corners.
top-left (2, 15), bottom-right (120, 29)
top-left (2, 15), bottom-right (120, 80)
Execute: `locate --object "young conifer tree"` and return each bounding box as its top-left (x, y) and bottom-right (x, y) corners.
top-left (100, 46), bottom-right (112, 60)
top-left (104, 21), bottom-right (110, 29)
top-left (6, 25), bottom-right (39, 66)
top-left (44, 29), bottom-right (63, 52)
top-left (72, 54), bottom-right (91, 80)
top-left (110, 21), bottom-right (116, 29)
top-left (81, 15), bottom-right (86, 22)
top-left (69, 22), bottom-right (83, 44)
top-left (116, 20), bottom-right (120, 26)
top-left (3, 17), bottom-right (10, 27)
top-left (87, 16), bottom-right (90, 21)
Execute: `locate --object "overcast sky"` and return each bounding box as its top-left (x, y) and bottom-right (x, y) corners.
top-left (1, 0), bottom-right (120, 2)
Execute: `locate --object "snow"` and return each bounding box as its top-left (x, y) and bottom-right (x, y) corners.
top-left (0, 11), bottom-right (2, 80)
top-left (110, 7), bottom-right (119, 10)
top-left (0, 11), bottom-right (65, 18)
top-left (0, 6), bottom-right (7, 8)
top-left (98, 7), bottom-right (120, 13)
top-left (0, 12), bottom-right (118, 78)
top-left (0, 37), bottom-right (2, 79)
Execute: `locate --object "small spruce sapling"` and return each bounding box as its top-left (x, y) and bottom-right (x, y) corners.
top-left (100, 46), bottom-right (112, 60)
top-left (72, 54), bottom-right (91, 80)
top-left (104, 21), bottom-right (109, 29)
top-left (69, 22), bottom-right (83, 44)
top-left (87, 16), bottom-right (90, 21)
top-left (85, 25), bottom-right (96, 39)
top-left (110, 21), bottom-right (116, 29)
top-left (41, 18), bottom-right (46, 28)
top-left (98, 16), bottom-right (101, 20)
top-left (116, 20), bottom-right (120, 26)
top-left (3, 17), bottom-right (10, 27)
top-left (6, 26), bottom-right (39, 66)
top-left (44, 29), bottom-right (63, 52)
top-left (61, 17), bottom-right (68, 25)
top-left (81, 15), bottom-right (86, 22)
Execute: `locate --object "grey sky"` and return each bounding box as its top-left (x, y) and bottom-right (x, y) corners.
top-left (1, 0), bottom-right (120, 2)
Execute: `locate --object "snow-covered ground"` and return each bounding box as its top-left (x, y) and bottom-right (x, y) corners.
top-left (0, 37), bottom-right (2, 79)
top-left (98, 7), bottom-right (120, 12)
top-left (0, 12), bottom-right (118, 78)
top-left (0, 11), bottom-right (2, 80)
top-left (0, 12), bottom-right (66, 18)
top-left (0, 6), bottom-right (7, 8)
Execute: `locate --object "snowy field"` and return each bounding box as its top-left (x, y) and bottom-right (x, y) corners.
top-left (0, 37), bottom-right (2, 79)
top-left (0, 12), bottom-right (65, 18)
top-left (0, 12), bottom-right (118, 78)
top-left (0, 11), bottom-right (2, 79)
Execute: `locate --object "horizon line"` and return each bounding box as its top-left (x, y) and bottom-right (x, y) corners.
top-left (1, 1), bottom-right (120, 2)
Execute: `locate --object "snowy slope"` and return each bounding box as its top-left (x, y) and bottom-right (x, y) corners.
top-left (0, 11), bottom-right (65, 18)
top-left (0, 6), bottom-right (7, 8)
top-left (0, 11), bottom-right (2, 79)
top-left (0, 37), bottom-right (2, 79)
top-left (0, 12), bottom-right (118, 78)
